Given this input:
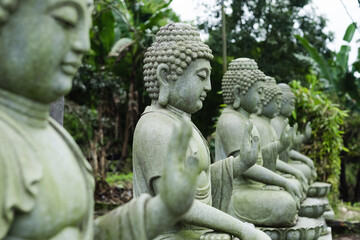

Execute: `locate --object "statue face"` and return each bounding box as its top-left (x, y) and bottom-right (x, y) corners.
top-left (167, 59), bottom-right (211, 114)
top-left (241, 81), bottom-right (264, 114)
top-left (262, 94), bottom-right (282, 118)
top-left (280, 97), bottom-right (295, 117)
top-left (0, 0), bottom-right (93, 103)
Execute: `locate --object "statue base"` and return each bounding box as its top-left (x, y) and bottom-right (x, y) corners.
top-left (318, 227), bottom-right (332, 240)
top-left (259, 217), bottom-right (323, 240)
top-left (307, 182), bottom-right (331, 198)
top-left (299, 198), bottom-right (328, 218)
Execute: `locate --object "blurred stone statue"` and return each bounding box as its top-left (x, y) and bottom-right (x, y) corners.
top-left (215, 58), bottom-right (302, 227)
top-left (133, 23), bottom-right (270, 240)
top-left (0, 0), bottom-right (201, 239)
top-left (271, 83), bottom-right (317, 183)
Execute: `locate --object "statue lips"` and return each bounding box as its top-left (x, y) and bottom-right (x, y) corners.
top-left (200, 93), bottom-right (207, 101)
top-left (61, 61), bottom-right (81, 76)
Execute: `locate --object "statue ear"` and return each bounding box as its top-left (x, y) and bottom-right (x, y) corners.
top-left (233, 85), bottom-right (242, 109)
top-left (156, 63), bottom-right (170, 106)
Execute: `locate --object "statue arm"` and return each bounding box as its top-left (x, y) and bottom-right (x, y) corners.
top-left (154, 178), bottom-right (270, 240)
top-left (95, 120), bottom-right (200, 240)
top-left (276, 160), bottom-right (308, 193)
top-left (0, 153), bottom-right (11, 239)
top-left (289, 150), bottom-right (315, 169)
top-left (94, 194), bottom-right (186, 240)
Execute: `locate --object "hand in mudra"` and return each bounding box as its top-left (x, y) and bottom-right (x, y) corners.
top-left (240, 121), bottom-right (260, 169)
top-left (200, 232), bottom-right (232, 240)
top-left (159, 118), bottom-right (200, 216)
top-left (284, 180), bottom-right (302, 209)
top-left (280, 119), bottom-right (291, 148)
top-left (241, 227), bottom-right (272, 240)
top-left (291, 123), bottom-right (302, 146)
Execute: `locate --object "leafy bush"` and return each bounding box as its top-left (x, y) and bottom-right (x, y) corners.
top-left (290, 74), bottom-right (348, 200)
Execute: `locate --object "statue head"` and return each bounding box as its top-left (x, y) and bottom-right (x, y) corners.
top-left (0, 0), bottom-right (93, 103)
top-left (143, 23), bottom-right (214, 114)
top-left (278, 83), bottom-right (295, 117)
top-left (221, 58), bottom-right (266, 114)
top-left (261, 76), bottom-right (283, 118)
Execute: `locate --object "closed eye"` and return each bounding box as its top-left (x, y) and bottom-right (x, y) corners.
top-left (50, 5), bottom-right (79, 29)
top-left (196, 69), bottom-right (208, 81)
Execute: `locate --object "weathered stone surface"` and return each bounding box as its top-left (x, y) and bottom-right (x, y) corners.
top-left (0, 1), bottom-right (201, 239)
top-left (259, 217), bottom-right (323, 240)
top-left (133, 26), bottom-right (270, 240)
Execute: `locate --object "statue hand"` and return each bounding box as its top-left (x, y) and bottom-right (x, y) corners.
top-left (294, 170), bottom-right (309, 193)
top-left (283, 180), bottom-right (302, 209)
top-left (160, 118), bottom-right (200, 217)
top-left (304, 121), bottom-right (312, 141)
top-left (291, 123), bottom-right (302, 145)
top-left (241, 228), bottom-right (271, 240)
top-left (280, 120), bottom-right (291, 148)
top-left (240, 121), bottom-right (259, 169)
top-left (200, 232), bottom-right (232, 240)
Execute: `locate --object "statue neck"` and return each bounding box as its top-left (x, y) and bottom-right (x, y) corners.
top-left (230, 106), bottom-right (250, 118)
top-left (261, 115), bottom-right (271, 122)
top-left (278, 115), bottom-right (287, 121)
top-left (151, 101), bottom-right (192, 119)
top-left (0, 88), bottom-right (50, 128)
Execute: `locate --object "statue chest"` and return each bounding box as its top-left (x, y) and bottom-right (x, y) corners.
top-left (188, 126), bottom-right (211, 204)
top-left (8, 126), bottom-right (89, 239)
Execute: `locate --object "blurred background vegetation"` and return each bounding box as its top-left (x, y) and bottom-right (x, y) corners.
top-left (64, 0), bottom-right (360, 212)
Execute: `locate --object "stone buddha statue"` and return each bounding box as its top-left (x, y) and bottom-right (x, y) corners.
top-left (250, 77), bottom-right (308, 196)
top-left (215, 58), bottom-right (303, 228)
top-left (133, 23), bottom-right (270, 240)
top-left (271, 83), bottom-right (317, 183)
top-left (0, 1), bottom-right (203, 239)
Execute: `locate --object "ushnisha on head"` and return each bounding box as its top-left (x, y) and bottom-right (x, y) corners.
top-left (143, 23), bottom-right (214, 100)
top-left (221, 58), bottom-right (266, 105)
top-left (278, 83), bottom-right (296, 117)
top-left (278, 83), bottom-right (295, 104)
top-left (262, 76), bottom-right (282, 106)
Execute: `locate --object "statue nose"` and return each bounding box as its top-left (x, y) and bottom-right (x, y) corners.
top-left (72, 39), bottom-right (90, 54)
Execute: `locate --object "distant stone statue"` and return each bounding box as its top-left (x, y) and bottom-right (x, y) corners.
top-left (215, 58), bottom-right (302, 227)
top-left (0, 1), bottom-right (202, 239)
top-left (251, 77), bottom-right (308, 196)
top-left (133, 23), bottom-right (270, 240)
top-left (271, 83), bottom-right (317, 183)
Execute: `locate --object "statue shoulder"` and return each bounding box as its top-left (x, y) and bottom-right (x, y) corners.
top-left (134, 110), bottom-right (180, 143)
top-left (217, 109), bottom-right (246, 133)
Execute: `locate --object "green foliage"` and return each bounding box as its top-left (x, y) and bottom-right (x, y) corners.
top-left (290, 75), bottom-right (348, 199)
top-left (198, 0), bottom-right (334, 83)
top-left (106, 172), bottom-right (133, 188)
top-left (296, 22), bottom-right (360, 107)
top-left (194, 0), bottom-right (334, 138)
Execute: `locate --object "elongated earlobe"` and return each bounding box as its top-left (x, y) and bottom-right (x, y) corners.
top-left (158, 87), bottom-right (169, 106)
top-left (156, 63), bottom-right (170, 106)
top-left (233, 98), bottom-right (241, 109)
top-left (233, 86), bottom-right (242, 110)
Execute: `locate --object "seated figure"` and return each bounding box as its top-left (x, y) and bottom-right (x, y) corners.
top-left (271, 84), bottom-right (317, 183)
top-left (0, 1), bottom-right (203, 239)
top-left (215, 58), bottom-right (302, 227)
top-left (251, 77), bottom-right (308, 197)
top-left (133, 23), bottom-right (270, 240)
